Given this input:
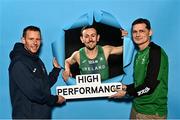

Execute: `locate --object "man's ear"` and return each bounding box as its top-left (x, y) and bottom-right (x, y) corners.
top-left (21, 37), bottom-right (25, 44)
top-left (80, 36), bottom-right (84, 43)
top-left (97, 34), bottom-right (100, 42)
top-left (149, 29), bottom-right (153, 37)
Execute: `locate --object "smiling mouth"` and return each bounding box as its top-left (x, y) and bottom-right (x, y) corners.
top-left (135, 38), bottom-right (143, 41)
top-left (88, 41), bottom-right (94, 44)
top-left (31, 45), bottom-right (39, 50)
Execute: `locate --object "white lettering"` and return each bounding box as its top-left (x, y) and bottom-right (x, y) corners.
top-left (137, 87), bottom-right (150, 96)
top-left (82, 64), bottom-right (106, 72)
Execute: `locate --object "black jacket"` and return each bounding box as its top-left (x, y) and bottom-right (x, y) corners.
top-left (9, 43), bottom-right (61, 119)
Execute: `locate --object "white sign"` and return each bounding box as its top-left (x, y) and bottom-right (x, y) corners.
top-left (56, 74), bottom-right (122, 99)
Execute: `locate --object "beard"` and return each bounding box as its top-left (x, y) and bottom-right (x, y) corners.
top-left (85, 45), bottom-right (96, 51)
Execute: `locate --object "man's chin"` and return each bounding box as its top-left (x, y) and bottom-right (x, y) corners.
top-left (29, 50), bottom-right (38, 54)
top-left (86, 47), bottom-right (96, 51)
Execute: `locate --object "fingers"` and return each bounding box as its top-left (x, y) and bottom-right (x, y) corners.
top-left (113, 88), bottom-right (121, 92)
top-left (62, 70), bottom-right (71, 81)
top-left (122, 85), bottom-right (127, 91)
top-left (108, 92), bottom-right (119, 99)
top-left (108, 87), bottom-right (122, 98)
top-left (109, 90), bottom-right (126, 99)
top-left (121, 30), bottom-right (128, 36)
top-left (109, 92), bottom-right (122, 99)
top-left (57, 95), bottom-right (66, 104)
top-left (62, 71), bottom-right (68, 81)
top-left (53, 57), bottom-right (60, 68)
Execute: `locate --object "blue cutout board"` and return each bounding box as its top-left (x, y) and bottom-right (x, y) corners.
top-left (52, 10), bottom-right (134, 85)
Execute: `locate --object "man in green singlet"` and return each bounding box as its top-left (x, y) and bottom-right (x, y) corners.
top-left (62, 25), bottom-right (127, 81)
top-left (110, 18), bottom-right (169, 119)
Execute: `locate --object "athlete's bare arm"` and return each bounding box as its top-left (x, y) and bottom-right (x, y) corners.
top-left (62, 51), bottom-right (80, 81)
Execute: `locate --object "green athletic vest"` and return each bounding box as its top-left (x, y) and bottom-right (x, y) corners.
top-left (79, 45), bottom-right (109, 81)
top-left (133, 44), bottom-right (168, 116)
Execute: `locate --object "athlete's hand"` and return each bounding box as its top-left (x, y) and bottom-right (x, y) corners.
top-left (62, 70), bottom-right (72, 81)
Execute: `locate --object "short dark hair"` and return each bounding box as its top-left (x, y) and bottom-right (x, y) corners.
top-left (80, 25), bottom-right (98, 36)
top-left (22, 25), bottom-right (41, 38)
top-left (132, 18), bottom-right (151, 30)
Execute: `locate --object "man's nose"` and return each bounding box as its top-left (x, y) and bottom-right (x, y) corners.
top-left (89, 36), bottom-right (93, 41)
top-left (33, 40), bottom-right (38, 44)
top-left (136, 32), bottom-right (140, 37)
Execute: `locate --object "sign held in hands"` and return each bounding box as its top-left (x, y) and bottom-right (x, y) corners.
top-left (56, 74), bottom-right (122, 99)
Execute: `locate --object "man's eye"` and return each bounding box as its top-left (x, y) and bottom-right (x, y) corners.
top-left (85, 36), bottom-right (89, 38)
top-left (132, 31), bottom-right (137, 34)
top-left (140, 30), bottom-right (145, 33)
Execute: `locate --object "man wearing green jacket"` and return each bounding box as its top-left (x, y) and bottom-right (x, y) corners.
top-left (110, 18), bottom-right (168, 119)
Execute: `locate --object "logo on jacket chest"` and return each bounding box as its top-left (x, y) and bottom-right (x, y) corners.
top-left (32, 66), bottom-right (45, 74)
top-left (33, 68), bottom-right (37, 73)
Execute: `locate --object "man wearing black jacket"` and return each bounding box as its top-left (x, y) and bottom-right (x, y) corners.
top-left (9, 26), bottom-right (65, 119)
